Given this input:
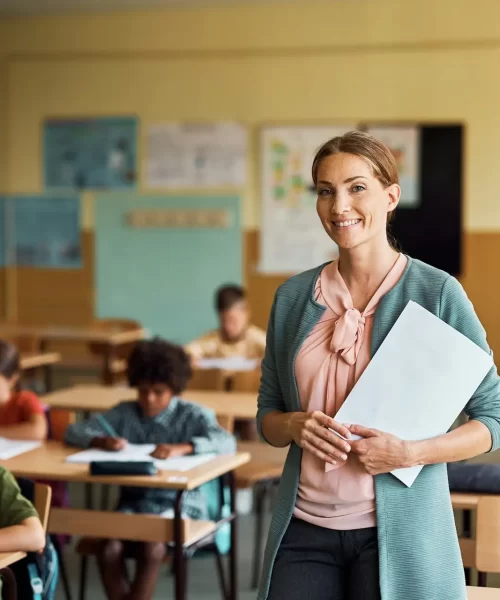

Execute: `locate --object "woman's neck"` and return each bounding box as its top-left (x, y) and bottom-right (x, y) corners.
top-left (338, 241), bottom-right (400, 310)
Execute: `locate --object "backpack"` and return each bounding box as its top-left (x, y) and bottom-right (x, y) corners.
top-left (10, 478), bottom-right (59, 600)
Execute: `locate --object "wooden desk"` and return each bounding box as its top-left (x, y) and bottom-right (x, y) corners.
top-left (20, 352), bottom-right (61, 391)
top-left (468, 588), bottom-right (500, 598)
top-left (0, 551), bottom-right (26, 569)
top-left (43, 385), bottom-right (258, 420)
top-left (0, 325), bottom-right (146, 385)
top-left (2, 442), bottom-right (249, 600)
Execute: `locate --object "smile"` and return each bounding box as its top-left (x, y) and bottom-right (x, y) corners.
top-left (332, 219), bottom-right (361, 229)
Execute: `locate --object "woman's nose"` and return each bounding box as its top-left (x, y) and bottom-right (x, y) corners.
top-left (331, 190), bottom-right (352, 215)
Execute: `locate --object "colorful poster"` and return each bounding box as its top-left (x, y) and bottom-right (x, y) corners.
top-left (43, 117), bottom-right (137, 190)
top-left (259, 125), bottom-right (355, 274)
top-left (146, 122), bottom-right (247, 188)
top-left (13, 196), bottom-right (81, 268)
top-left (365, 126), bottom-right (420, 208)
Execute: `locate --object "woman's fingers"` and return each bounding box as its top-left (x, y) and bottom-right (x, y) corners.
top-left (302, 429), bottom-right (349, 461)
top-left (302, 440), bottom-right (337, 465)
top-left (312, 411), bottom-right (351, 439)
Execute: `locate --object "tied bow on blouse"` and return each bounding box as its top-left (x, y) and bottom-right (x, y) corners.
top-left (331, 308), bottom-right (366, 365)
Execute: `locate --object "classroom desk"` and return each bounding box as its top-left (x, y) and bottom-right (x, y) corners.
top-left (1, 442), bottom-right (249, 600)
top-left (0, 325), bottom-right (146, 385)
top-left (42, 384), bottom-right (258, 420)
top-left (468, 588), bottom-right (500, 598)
top-left (0, 551), bottom-right (26, 569)
top-left (20, 352), bottom-right (61, 391)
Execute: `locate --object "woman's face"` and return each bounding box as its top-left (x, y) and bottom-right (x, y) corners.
top-left (315, 152), bottom-right (400, 251)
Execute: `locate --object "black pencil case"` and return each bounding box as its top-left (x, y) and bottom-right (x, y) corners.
top-left (90, 461), bottom-right (158, 476)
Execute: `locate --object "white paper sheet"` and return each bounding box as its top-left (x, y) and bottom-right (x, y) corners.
top-left (66, 445), bottom-right (217, 472)
top-left (197, 357), bottom-right (259, 372)
top-left (0, 438), bottom-right (41, 460)
top-left (334, 301), bottom-right (493, 487)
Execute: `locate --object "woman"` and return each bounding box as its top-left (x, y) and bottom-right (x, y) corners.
top-left (257, 131), bottom-right (500, 600)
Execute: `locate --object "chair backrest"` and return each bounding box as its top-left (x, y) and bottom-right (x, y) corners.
top-left (230, 368), bottom-right (262, 393)
top-left (48, 409), bottom-right (76, 442)
top-left (216, 414), bottom-right (235, 433)
top-left (33, 483), bottom-right (52, 532)
top-left (187, 368), bottom-right (224, 391)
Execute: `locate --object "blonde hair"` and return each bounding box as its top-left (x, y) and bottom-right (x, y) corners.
top-left (312, 130), bottom-right (399, 223)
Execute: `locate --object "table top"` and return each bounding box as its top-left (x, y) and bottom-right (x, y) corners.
top-left (0, 441), bottom-right (249, 491)
top-left (467, 588), bottom-right (500, 598)
top-left (43, 385), bottom-right (258, 419)
top-left (237, 441), bottom-right (288, 464)
top-left (0, 551), bottom-right (26, 569)
top-left (20, 352), bottom-right (61, 370)
top-left (0, 324), bottom-right (146, 345)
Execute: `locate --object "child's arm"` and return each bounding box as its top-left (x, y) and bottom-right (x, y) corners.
top-left (0, 517), bottom-right (45, 553)
top-left (0, 470), bottom-right (45, 553)
top-left (65, 404), bottom-right (126, 448)
top-left (190, 406), bottom-right (237, 455)
top-left (0, 414), bottom-right (48, 441)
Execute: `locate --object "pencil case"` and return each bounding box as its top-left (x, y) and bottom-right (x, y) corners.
top-left (90, 461), bottom-right (158, 476)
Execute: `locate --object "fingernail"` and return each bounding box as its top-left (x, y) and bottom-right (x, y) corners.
top-left (341, 454), bottom-right (348, 460)
top-left (331, 459), bottom-right (337, 465)
top-left (344, 445), bottom-right (351, 452)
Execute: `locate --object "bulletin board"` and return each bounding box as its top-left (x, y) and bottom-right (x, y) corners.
top-left (95, 194), bottom-right (242, 344)
top-left (43, 116), bottom-right (138, 190)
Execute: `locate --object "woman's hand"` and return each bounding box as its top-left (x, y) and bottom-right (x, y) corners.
top-left (286, 411), bottom-right (352, 465)
top-left (91, 436), bottom-right (128, 451)
top-left (348, 425), bottom-right (412, 475)
top-left (150, 443), bottom-right (193, 460)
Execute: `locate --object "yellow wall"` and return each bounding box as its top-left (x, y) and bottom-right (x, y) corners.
top-left (3, 0), bottom-right (500, 231)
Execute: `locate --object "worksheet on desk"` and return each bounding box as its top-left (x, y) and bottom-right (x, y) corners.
top-left (334, 301), bottom-right (493, 487)
top-left (66, 445), bottom-right (217, 471)
top-left (0, 438), bottom-right (41, 460)
top-left (197, 357), bottom-right (259, 371)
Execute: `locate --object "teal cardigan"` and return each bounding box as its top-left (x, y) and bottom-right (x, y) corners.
top-left (256, 256), bottom-right (500, 600)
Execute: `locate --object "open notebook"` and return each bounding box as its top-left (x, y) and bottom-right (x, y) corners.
top-left (66, 444), bottom-right (216, 472)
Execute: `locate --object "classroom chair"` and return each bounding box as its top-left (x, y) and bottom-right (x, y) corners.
top-left (452, 492), bottom-right (500, 587)
top-left (187, 368), bottom-right (224, 391)
top-left (88, 318), bottom-right (142, 385)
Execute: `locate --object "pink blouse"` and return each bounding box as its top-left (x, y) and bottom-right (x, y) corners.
top-left (293, 254), bottom-right (408, 530)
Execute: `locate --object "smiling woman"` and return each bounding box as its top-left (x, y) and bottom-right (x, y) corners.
top-left (256, 131), bottom-right (500, 600)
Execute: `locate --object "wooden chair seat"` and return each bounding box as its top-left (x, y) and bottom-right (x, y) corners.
top-left (467, 587), bottom-right (500, 598)
top-left (235, 462), bottom-right (283, 488)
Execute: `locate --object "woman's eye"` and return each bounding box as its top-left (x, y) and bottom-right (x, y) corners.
top-left (352, 185), bottom-right (366, 193)
top-left (318, 189), bottom-right (332, 197)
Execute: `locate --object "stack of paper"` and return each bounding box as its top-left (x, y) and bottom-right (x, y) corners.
top-left (334, 301), bottom-right (493, 487)
top-left (197, 357), bottom-right (259, 371)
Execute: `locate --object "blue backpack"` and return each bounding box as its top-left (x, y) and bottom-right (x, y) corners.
top-left (10, 478), bottom-right (59, 600)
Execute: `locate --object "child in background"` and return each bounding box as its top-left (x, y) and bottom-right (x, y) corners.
top-left (65, 338), bottom-right (236, 600)
top-left (0, 467), bottom-right (45, 553)
top-left (186, 284), bottom-right (266, 363)
top-left (0, 340), bottom-right (47, 440)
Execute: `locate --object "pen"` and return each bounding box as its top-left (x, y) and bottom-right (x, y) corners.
top-left (96, 413), bottom-right (119, 438)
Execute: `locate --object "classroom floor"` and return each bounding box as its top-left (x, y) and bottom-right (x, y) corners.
top-left (54, 512), bottom-right (260, 600)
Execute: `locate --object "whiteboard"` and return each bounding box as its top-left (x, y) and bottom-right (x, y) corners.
top-left (259, 125), bottom-right (355, 274)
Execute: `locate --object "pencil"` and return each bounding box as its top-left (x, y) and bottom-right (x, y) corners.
top-left (96, 413), bottom-right (119, 438)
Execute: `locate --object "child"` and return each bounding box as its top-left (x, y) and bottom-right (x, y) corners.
top-left (0, 467), bottom-right (46, 553)
top-left (65, 338), bottom-right (236, 600)
top-left (0, 340), bottom-right (47, 441)
top-left (186, 284), bottom-right (266, 363)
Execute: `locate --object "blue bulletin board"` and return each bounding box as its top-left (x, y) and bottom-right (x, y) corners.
top-left (95, 194), bottom-right (242, 344)
top-left (43, 117), bottom-right (138, 190)
top-left (0, 195), bottom-right (81, 268)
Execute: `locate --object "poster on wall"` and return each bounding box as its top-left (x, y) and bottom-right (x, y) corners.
top-left (43, 117), bottom-right (138, 190)
top-left (146, 122), bottom-right (247, 188)
top-left (13, 196), bottom-right (81, 268)
top-left (259, 125), bottom-right (356, 274)
top-left (365, 125), bottom-right (420, 208)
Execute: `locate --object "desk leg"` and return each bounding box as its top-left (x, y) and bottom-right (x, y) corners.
top-left (174, 490), bottom-right (187, 600)
top-left (463, 509), bottom-right (471, 585)
top-left (229, 471), bottom-right (238, 600)
top-left (0, 567), bottom-right (18, 600)
top-left (102, 345), bottom-right (116, 386)
top-left (44, 364), bottom-right (54, 393)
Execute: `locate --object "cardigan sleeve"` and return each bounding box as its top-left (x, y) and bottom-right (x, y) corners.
top-left (256, 294), bottom-right (286, 443)
top-left (439, 275), bottom-right (500, 452)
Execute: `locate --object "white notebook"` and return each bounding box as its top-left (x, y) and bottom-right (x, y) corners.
top-left (334, 301), bottom-right (493, 487)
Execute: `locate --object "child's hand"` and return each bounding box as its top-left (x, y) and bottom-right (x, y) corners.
top-left (150, 443), bottom-right (193, 460)
top-left (91, 437), bottom-right (128, 451)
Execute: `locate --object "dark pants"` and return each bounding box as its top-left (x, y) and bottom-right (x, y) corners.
top-left (268, 518), bottom-right (381, 600)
